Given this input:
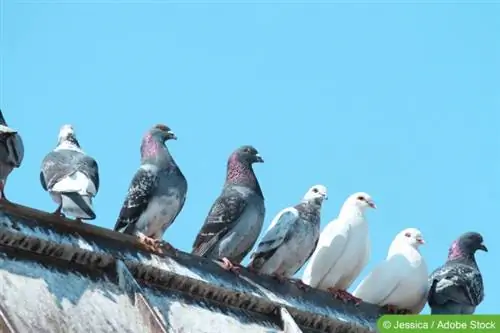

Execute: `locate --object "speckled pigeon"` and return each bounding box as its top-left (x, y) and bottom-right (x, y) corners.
top-left (302, 192), bottom-right (376, 304)
top-left (353, 228), bottom-right (429, 314)
top-left (192, 145), bottom-right (265, 272)
top-left (248, 185), bottom-right (327, 285)
top-left (0, 109), bottom-right (24, 201)
top-left (40, 124), bottom-right (99, 220)
top-left (428, 232), bottom-right (487, 314)
top-left (114, 124), bottom-right (187, 253)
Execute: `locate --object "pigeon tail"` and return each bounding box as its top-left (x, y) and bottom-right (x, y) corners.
top-left (430, 303), bottom-right (475, 315)
top-left (61, 192), bottom-right (96, 220)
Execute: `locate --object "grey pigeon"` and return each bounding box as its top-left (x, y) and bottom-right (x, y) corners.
top-left (428, 232), bottom-right (487, 314)
top-left (248, 185), bottom-right (327, 286)
top-left (0, 109), bottom-right (24, 201)
top-left (192, 145), bottom-right (265, 272)
top-left (40, 124), bottom-right (99, 220)
top-left (114, 124), bottom-right (187, 252)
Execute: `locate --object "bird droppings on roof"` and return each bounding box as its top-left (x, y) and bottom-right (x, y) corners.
top-left (0, 202), bottom-right (382, 333)
top-left (0, 254), bottom-right (148, 333)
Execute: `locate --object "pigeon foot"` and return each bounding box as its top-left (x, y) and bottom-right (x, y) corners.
top-left (221, 257), bottom-right (242, 274)
top-left (137, 234), bottom-right (165, 254)
top-left (327, 288), bottom-right (362, 305)
top-left (383, 305), bottom-right (410, 315)
top-left (289, 278), bottom-right (311, 291)
top-left (271, 273), bottom-right (287, 283)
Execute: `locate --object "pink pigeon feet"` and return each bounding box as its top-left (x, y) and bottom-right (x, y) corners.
top-left (137, 234), bottom-right (177, 255)
top-left (383, 304), bottom-right (411, 315)
top-left (53, 205), bottom-right (66, 219)
top-left (221, 257), bottom-right (242, 274)
top-left (271, 273), bottom-right (288, 283)
top-left (327, 288), bottom-right (362, 305)
top-left (289, 278), bottom-right (311, 291)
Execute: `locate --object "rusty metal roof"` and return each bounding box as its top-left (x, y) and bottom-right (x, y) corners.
top-left (0, 201), bottom-right (383, 333)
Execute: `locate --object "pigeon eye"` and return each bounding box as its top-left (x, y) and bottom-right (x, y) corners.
top-left (312, 188), bottom-right (318, 193)
top-left (405, 232), bottom-right (411, 238)
top-left (357, 196), bottom-right (365, 201)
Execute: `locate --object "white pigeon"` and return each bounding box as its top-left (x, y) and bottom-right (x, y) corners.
top-left (352, 228), bottom-right (429, 314)
top-left (301, 192), bottom-right (376, 303)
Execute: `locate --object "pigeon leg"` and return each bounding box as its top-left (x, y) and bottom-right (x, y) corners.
top-left (288, 278), bottom-right (311, 291)
top-left (271, 273), bottom-right (287, 283)
top-left (53, 204), bottom-right (66, 218)
top-left (327, 288), bottom-right (362, 305)
top-left (220, 257), bottom-right (242, 274)
top-left (137, 233), bottom-right (163, 253)
top-left (0, 183), bottom-right (8, 202)
top-left (383, 304), bottom-right (404, 314)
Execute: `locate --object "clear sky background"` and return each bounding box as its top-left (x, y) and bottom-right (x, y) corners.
top-left (2, 0), bottom-right (498, 315)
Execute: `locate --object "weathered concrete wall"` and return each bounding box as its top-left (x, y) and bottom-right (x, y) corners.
top-left (0, 202), bottom-right (382, 333)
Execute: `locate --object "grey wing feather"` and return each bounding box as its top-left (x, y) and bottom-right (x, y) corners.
top-left (0, 129), bottom-right (24, 167)
top-left (40, 150), bottom-right (99, 192)
top-left (114, 166), bottom-right (159, 232)
top-left (429, 263), bottom-right (484, 307)
top-left (250, 208), bottom-right (298, 266)
top-left (192, 187), bottom-right (248, 257)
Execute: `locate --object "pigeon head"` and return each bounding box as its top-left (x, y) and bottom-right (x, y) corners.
top-left (302, 185), bottom-right (328, 206)
top-left (346, 192), bottom-right (376, 210)
top-left (448, 232), bottom-right (487, 260)
top-left (231, 145), bottom-right (264, 165)
top-left (226, 145), bottom-right (264, 195)
top-left (395, 227), bottom-right (425, 248)
top-left (149, 124), bottom-right (177, 143)
top-left (57, 124), bottom-right (80, 148)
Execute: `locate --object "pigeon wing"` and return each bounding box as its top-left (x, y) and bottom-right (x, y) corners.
top-left (302, 219), bottom-right (348, 286)
top-left (353, 257), bottom-right (404, 304)
top-left (40, 150), bottom-right (98, 193)
top-left (430, 263), bottom-right (483, 306)
top-left (114, 166), bottom-right (159, 232)
top-left (192, 187), bottom-right (248, 256)
top-left (249, 207), bottom-right (299, 270)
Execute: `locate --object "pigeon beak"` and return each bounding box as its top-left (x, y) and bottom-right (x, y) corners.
top-left (479, 243), bottom-right (488, 252)
top-left (167, 131), bottom-right (177, 140)
top-left (368, 201), bottom-right (377, 209)
top-left (255, 154), bottom-right (264, 163)
top-left (417, 237), bottom-right (425, 245)
top-left (323, 193), bottom-right (328, 200)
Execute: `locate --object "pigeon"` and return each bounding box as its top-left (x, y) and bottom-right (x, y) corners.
top-left (248, 185), bottom-right (327, 287)
top-left (428, 232), bottom-right (487, 314)
top-left (302, 192), bottom-right (376, 304)
top-left (40, 124), bottom-right (99, 220)
top-left (352, 228), bottom-right (428, 314)
top-left (0, 109), bottom-right (24, 201)
top-left (192, 145), bottom-right (265, 272)
top-left (114, 124), bottom-right (187, 253)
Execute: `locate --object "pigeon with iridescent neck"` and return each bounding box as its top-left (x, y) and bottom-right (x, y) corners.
top-left (0, 109), bottom-right (24, 201)
top-left (428, 232), bottom-right (487, 314)
top-left (114, 124), bottom-right (187, 253)
top-left (353, 228), bottom-right (429, 314)
top-left (192, 145), bottom-right (265, 273)
top-left (302, 192), bottom-right (376, 304)
top-left (40, 124), bottom-right (99, 220)
top-left (248, 185), bottom-right (327, 288)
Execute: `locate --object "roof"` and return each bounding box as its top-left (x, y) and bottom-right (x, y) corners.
top-left (0, 201), bottom-right (384, 333)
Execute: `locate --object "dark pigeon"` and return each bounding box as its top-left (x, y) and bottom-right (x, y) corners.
top-left (248, 185), bottom-right (327, 286)
top-left (428, 232), bottom-right (487, 314)
top-left (192, 145), bottom-right (265, 272)
top-left (40, 124), bottom-right (99, 220)
top-left (0, 109), bottom-right (24, 201)
top-left (114, 124), bottom-right (187, 253)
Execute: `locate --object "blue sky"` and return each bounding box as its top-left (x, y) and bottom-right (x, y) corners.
top-left (2, 1), bottom-right (498, 314)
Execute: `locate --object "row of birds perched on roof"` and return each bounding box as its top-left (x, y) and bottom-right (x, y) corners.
top-left (0, 109), bottom-right (487, 315)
